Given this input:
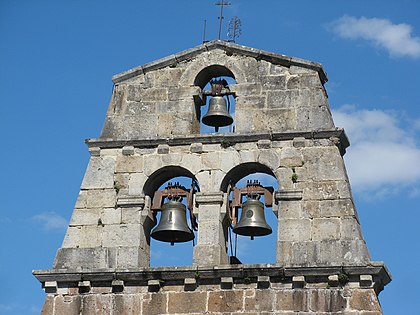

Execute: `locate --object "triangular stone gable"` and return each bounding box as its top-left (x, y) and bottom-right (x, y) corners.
top-left (112, 40), bottom-right (328, 84)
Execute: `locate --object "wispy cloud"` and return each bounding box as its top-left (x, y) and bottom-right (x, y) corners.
top-left (333, 105), bottom-right (420, 199)
top-left (331, 15), bottom-right (420, 58)
top-left (32, 212), bottom-right (68, 231)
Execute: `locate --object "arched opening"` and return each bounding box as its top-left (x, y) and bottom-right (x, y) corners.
top-left (221, 163), bottom-right (279, 264)
top-left (194, 65), bottom-right (237, 134)
top-left (144, 167), bottom-right (199, 267)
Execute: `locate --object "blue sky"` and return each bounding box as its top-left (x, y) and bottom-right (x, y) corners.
top-left (1, 0), bottom-right (419, 314)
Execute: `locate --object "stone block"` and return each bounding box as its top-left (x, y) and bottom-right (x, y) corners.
top-left (54, 295), bottom-right (81, 315)
top-left (143, 155), bottom-right (163, 176)
top-left (261, 75), bottom-right (287, 90)
top-left (81, 156), bottom-right (115, 189)
top-left (244, 289), bottom-right (275, 311)
top-left (292, 276), bottom-right (305, 288)
top-left (78, 280), bottom-right (91, 293)
top-left (148, 279), bottom-right (161, 292)
top-left (121, 208), bottom-right (141, 224)
top-left (78, 226), bottom-right (103, 248)
top-left (61, 226), bottom-right (81, 248)
top-left (239, 150), bottom-right (258, 163)
top-left (360, 275), bottom-right (373, 287)
top-left (257, 139), bottom-right (272, 149)
top-left (113, 294), bottom-right (142, 315)
top-left (276, 289), bottom-right (308, 311)
top-left (196, 219), bottom-right (225, 245)
top-left (181, 153), bottom-right (202, 175)
top-left (117, 246), bottom-right (149, 268)
top-left (184, 277), bottom-right (197, 291)
top-left (167, 86), bottom-right (198, 101)
top-left (85, 189), bottom-right (117, 208)
top-left (89, 147), bottom-right (101, 156)
top-left (157, 144), bottom-right (170, 154)
top-left (319, 199), bottom-right (355, 217)
top-left (293, 137), bottom-right (306, 148)
top-left (257, 276), bottom-right (271, 289)
top-left (44, 281), bottom-right (57, 293)
top-left (208, 290), bottom-right (244, 312)
top-left (122, 145), bottom-right (135, 155)
top-left (258, 149), bottom-right (280, 169)
top-left (142, 293), bottom-right (167, 315)
top-left (190, 142), bottom-right (203, 153)
top-left (328, 275), bottom-right (339, 287)
top-left (299, 181), bottom-right (339, 201)
top-left (349, 289), bottom-right (381, 311)
top-left (103, 224), bottom-right (141, 247)
top-left (112, 280), bottom-right (124, 293)
top-left (193, 244), bottom-right (228, 266)
top-left (301, 146), bottom-right (347, 181)
top-left (296, 106), bottom-right (334, 130)
top-left (312, 218), bottom-right (341, 241)
top-left (69, 209), bottom-right (101, 226)
top-left (277, 200), bottom-right (301, 219)
top-left (127, 86), bottom-right (168, 102)
top-left (309, 289), bottom-right (347, 312)
top-left (101, 208), bottom-right (121, 225)
top-left (278, 219), bottom-right (311, 241)
top-left (341, 217), bottom-right (363, 239)
top-left (40, 295), bottom-right (54, 315)
top-left (220, 277), bottom-right (233, 289)
top-left (280, 147), bottom-right (302, 167)
top-left (168, 292), bottom-right (207, 313)
top-left (230, 82), bottom-right (263, 96)
top-left (128, 172), bottom-right (148, 196)
top-left (116, 155), bottom-right (144, 173)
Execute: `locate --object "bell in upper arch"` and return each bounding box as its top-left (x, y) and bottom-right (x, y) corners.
top-left (202, 96), bottom-right (233, 128)
top-left (233, 198), bottom-right (272, 240)
top-left (151, 200), bottom-right (195, 245)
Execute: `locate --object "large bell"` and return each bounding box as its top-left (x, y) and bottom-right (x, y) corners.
top-left (202, 96), bottom-right (233, 127)
top-left (151, 200), bottom-right (195, 245)
top-left (233, 199), bottom-right (272, 239)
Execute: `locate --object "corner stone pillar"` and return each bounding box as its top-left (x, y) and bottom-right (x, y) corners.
top-left (193, 192), bottom-right (229, 266)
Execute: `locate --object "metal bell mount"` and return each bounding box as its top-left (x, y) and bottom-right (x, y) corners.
top-left (229, 180), bottom-right (274, 240)
top-left (201, 78), bottom-right (233, 129)
top-left (151, 199), bottom-right (194, 245)
top-left (150, 181), bottom-right (198, 246)
top-left (233, 197), bottom-right (272, 239)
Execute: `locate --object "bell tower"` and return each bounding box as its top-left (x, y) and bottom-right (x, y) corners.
top-left (34, 41), bottom-right (391, 314)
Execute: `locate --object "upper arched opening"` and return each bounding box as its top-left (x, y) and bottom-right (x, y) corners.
top-left (143, 166), bottom-right (198, 197)
top-left (194, 65), bottom-right (235, 89)
top-left (220, 162), bottom-right (277, 192)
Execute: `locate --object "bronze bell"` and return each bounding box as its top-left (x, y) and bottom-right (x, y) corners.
top-left (233, 198), bottom-right (272, 239)
top-left (151, 200), bottom-right (195, 245)
top-left (202, 96), bottom-right (233, 127)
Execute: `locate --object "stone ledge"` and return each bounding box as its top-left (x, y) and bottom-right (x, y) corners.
top-left (87, 129), bottom-right (349, 153)
top-left (116, 195), bottom-right (145, 208)
top-left (33, 262), bottom-right (391, 294)
top-left (275, 189), bottom-right (303, 201)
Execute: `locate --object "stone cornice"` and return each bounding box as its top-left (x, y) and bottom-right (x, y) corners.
top-left (33, 262), bottom-right (390, 294)
top-left (112, 40), bottom-right (328, 84)
top-left (86, 128), bottom-right (349, 154)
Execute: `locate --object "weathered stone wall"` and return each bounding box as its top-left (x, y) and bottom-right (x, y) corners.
top-left (39, 269), bottom-right (385, 315)
top-left (54, 133), bottom-right (369, 270)
top-left (100, 42), bottom-right (334, 139)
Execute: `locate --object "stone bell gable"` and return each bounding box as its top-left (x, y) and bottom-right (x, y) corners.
top-left (34, 40), bottom-right (390, 314)
top-left (101, 40), bottom-right (333, 139)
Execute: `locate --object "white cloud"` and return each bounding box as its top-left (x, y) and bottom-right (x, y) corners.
top-left (33, 212), bottom-right (68, 231)
top-left (331, 16), bottom-right (420, 58)
top-left (333, 106), bottom-right (420, 198)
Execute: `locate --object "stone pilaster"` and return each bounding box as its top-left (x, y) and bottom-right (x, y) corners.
top-left (193, 192), bottom-right (229, 266)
